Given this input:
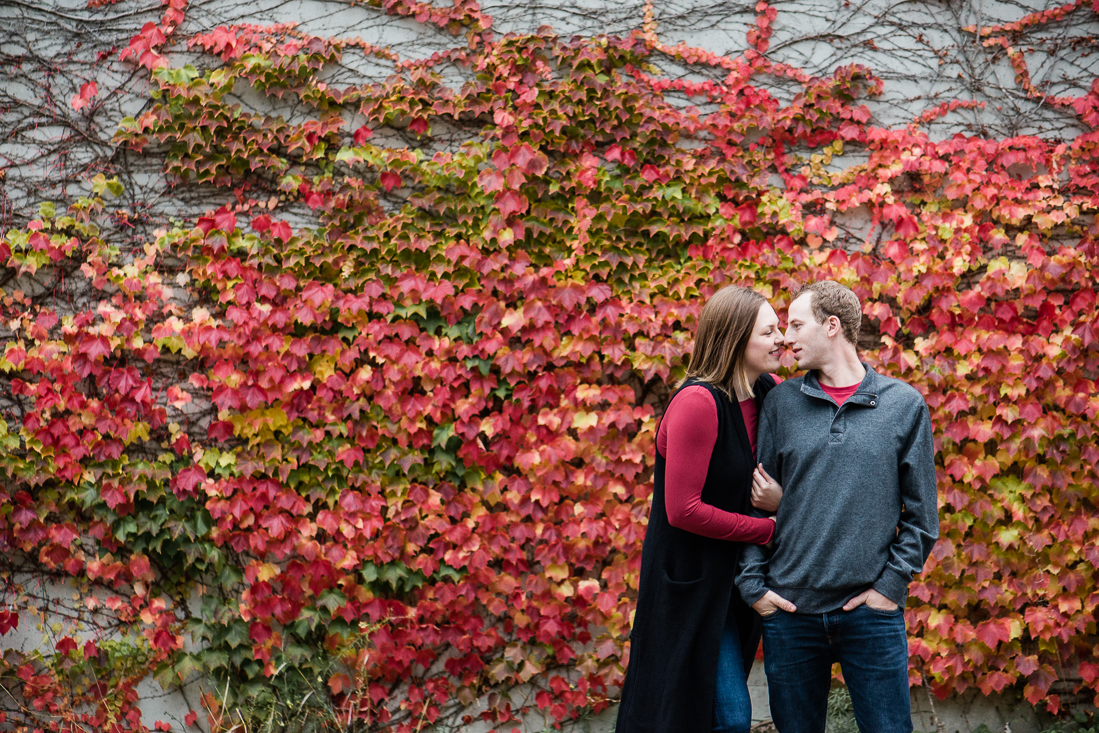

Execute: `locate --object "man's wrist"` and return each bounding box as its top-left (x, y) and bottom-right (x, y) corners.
top-left (872, 569), bottom-right (909, 607)
top-left (738, 583), bottom-right (768, 608)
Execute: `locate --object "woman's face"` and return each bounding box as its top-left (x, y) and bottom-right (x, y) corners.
top-left (743, 303), bottom-right (785, 377)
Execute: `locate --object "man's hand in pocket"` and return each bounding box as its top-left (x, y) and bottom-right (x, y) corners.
top-left (842, 589), bottom-right (898, 612)
top-left (752, 590), bottom-right (797, 617)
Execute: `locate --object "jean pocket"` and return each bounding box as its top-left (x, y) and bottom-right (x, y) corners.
top-left (863, 603), bottom-right (903, 616)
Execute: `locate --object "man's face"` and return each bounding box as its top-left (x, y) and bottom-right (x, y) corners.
top-left (785, 294), bottom-right (831, 370)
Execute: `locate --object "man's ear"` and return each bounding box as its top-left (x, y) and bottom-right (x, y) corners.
top-left (826, 315), bottom-right (842, 338)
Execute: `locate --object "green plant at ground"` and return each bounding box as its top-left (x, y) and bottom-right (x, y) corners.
top-left (825, 687), bottom-right (858, 733)
top-left (1037, 710), bottom-right (1099, 733)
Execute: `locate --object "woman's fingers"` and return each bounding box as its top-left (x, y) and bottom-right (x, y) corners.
top-left (756, 463), bottom-right (775, 483)
top-left (751, 465), bottom-right (782, 512)
top-left (754, 467), bottom-right (776, 491)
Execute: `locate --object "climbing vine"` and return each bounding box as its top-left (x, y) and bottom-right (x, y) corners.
top-left (2, 0), bottom-right (1099, 730)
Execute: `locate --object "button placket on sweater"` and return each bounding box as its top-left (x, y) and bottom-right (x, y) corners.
top-left (800, 374), bottom-right (881, 444)
top-left (829, 403), bottom-right (846, 444)
top-left (805, 391), bottom-right (880, 444)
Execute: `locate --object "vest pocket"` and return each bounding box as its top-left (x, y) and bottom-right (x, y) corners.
top-left (661, 549), bottom-right (706, 585)
top-left (662, 569), bottom-right (705, 587)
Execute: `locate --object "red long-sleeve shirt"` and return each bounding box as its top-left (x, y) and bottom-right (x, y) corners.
top-left (656, 381), bottom-right (780, 544)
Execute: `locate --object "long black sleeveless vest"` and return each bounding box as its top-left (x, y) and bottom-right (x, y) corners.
top-left (615, 374), bottom-right (777, 733)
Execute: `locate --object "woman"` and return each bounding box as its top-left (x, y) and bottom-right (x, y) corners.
top-left (615, 286), bottom-right (785, 733)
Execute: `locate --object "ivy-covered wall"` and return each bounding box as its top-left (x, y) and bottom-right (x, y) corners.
top-left (2, 0), bottom-right (1098, 731)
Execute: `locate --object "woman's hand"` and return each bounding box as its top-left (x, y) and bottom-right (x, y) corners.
top-left (750, 464), bottom-right (782, 513)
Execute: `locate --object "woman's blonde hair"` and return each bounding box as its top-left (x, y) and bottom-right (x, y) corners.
top-left (679, 286), bottom-right (766, 399)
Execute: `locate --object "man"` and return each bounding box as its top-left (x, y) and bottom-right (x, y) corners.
top-left (736, 280), bottom-right (939, 733)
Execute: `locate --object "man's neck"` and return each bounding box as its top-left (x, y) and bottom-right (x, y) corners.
top-left (816, 350), bottom-right (866, 388)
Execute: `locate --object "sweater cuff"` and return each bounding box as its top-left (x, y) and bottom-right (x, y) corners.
top-left (736, 580), bottom-right (767, 608)
top-left (872, 567), bottom-right (910, 607)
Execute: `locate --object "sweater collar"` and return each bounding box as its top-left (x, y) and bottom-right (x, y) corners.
top-left (801, 363), bottom-right (881, 408)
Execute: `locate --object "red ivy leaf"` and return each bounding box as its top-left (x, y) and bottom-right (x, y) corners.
top-left (83, 640), bottom-right (99, 659)
top-left (81, 336), bottom-right (112, 361)
top-left (241, 384), bottom-right (267, 409)
top-left (509, 144), bottom-right (534, 170)
top-left (882, 202), bottom-right (907, 221)
top-left (129, 554), bottom-right (153, 581)
top-left (379, 171), bottom-right (402, 192)
top-left (1015, 655), bottom-right (1040, 676)
top-left (478, 169), bottom-right (505, 193)
top-left (70, 81), bottom-right (97, 111)
top-left (975, 619), bottom-right (1013, 649)
top-left (101, 483), bottom-right (128, 510)
top-left (495, 190), bottom-right (528, 217)
top-left (250, 621), bottom-right (273, 645)
top-left (270, 221), bottom-right (292, 242)
top-left (978, 670), bottom-right (1015, 694)
top-left (895, 216), bottom-right (920, 238)
top-left (329, 672), bottom-right (351, 696)
top-left (353, 126), bottom-right (373, 144)
top-left (173, 466), bottom-right (207, 498)
top-left (208, 420), bottom-right (235, 441)
top-left (214, 207), bottom-right (237, 232)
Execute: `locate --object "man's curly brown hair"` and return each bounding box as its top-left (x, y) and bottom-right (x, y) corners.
top-left (793, 281), bottom-right (861, 346)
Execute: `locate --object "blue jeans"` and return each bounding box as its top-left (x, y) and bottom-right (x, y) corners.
top-left (713, 612), bottom-right (753, 732)
top-left (760, 604), bottom-right (912, 733)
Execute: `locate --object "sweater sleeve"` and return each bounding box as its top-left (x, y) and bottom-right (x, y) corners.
top-left (735, 393), bottom-right (780, 606)
top-left (662, 386), bottom-right (775, 544)
top-left (872, 399), bottom-right (940, 605)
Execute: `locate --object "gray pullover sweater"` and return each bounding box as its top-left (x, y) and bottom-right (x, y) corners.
top-left (736, 365), bottom-right (939, 613)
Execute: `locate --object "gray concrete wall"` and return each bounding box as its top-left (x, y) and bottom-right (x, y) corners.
top-left (440, 659), bottom-right (1050, 732)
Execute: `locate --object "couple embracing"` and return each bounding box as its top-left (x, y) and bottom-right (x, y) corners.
top-left (616, 281), bottom-right (939, 733)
